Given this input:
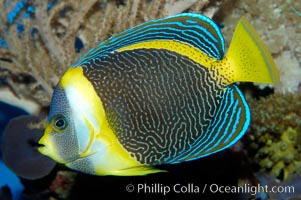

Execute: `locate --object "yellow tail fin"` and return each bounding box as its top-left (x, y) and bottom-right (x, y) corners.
top-left (216, 17), bottom-right (279, 85)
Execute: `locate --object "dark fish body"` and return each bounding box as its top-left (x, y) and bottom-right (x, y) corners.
top-left (83, 48), bottom-right (247, 165)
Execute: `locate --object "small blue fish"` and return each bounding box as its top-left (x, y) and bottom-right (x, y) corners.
top-left (38, 13), bottom-right (279, 176)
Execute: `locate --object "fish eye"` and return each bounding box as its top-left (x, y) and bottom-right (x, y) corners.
top-left (52, 115), bottom-right (68, 132)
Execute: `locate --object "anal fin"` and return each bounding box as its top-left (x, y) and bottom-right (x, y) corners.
top-left (111, 166), bottom-right (166, 176)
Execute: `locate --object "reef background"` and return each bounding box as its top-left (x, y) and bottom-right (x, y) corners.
top-left (0, 0), bottom-right (301, 200)
top-left (0, 0), bottom-right (300, 113)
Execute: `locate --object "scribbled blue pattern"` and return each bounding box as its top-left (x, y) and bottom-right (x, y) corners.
top-left (169, 85), bottom-right (250, 163)
top-left (73, 13), bottom-right (225, 68)
top-left (82, 47), bottom-right (249, 165)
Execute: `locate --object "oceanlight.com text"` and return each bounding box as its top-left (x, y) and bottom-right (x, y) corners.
top-left (125, 183), bottom-right (295, 196)
top-left (209, 183), bottom-right (294, 195)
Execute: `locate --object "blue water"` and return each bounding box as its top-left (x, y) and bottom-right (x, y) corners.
top-left (0, 162), bottom-right (23, 200)
top-left (0, 101), bottom-right (28, 200)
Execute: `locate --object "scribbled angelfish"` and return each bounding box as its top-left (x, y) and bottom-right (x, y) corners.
top-left (38, 13), bottom-right (279, 175)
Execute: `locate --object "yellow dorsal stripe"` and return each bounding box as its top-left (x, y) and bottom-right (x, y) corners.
top-left (116, 40), bottom-right (217, 69)
top-left (117, 18), bottom-right (279, 86)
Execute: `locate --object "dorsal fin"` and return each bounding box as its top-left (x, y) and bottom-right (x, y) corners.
top-left (167, 85), bottom-right (250, 163)
top-left (73, 13), bottom-right (225, 67)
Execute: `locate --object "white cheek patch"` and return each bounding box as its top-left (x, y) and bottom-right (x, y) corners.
top-left (65, 85), bottom-right (100, 153)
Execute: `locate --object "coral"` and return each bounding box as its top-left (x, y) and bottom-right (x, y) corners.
top-left (49, 170), bottom-right (77, 199)
top-left (0, 0), bottom-right (216, 114)
top-left (246, 94), bottom-right (301, 181)
top-left (0, 0), bottom-right (299, 106)
top-left (247, 93), bottom-right (301, 137)
top-left (274, 51), bottom-right (301, 94)
top-left (255, 128), bottom-right (301, 181)
top-left (2, 0), bottom-right (299, 113)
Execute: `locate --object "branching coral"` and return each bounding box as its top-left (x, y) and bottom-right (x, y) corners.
top-left (246, 94), bottom-right (301, 181)
top-left (255, 128), bottom-right (301, 181)
top-left (0, 0), bottom-right (219, 114)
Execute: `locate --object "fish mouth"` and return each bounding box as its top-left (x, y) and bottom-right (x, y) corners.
top-left (37, 143), bottom-right (45, 148)
top-left (32, 141), bottom-right (45, 148)
top-left (37, 143), bottom-right (46, 154)
top-left (36, 143), bottom-right (45, 147)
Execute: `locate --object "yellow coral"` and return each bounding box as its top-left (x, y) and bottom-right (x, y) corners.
top-left (255, 127), bottom-right (301, 181)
